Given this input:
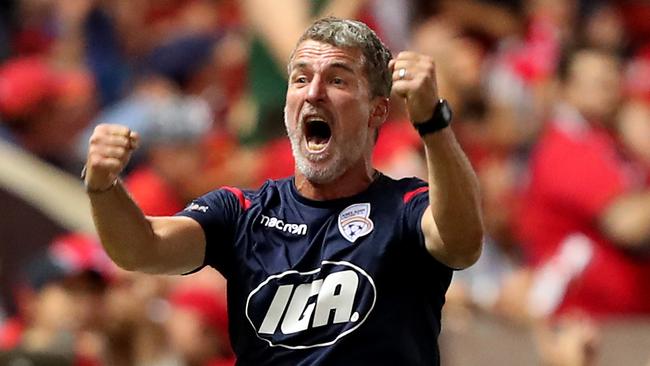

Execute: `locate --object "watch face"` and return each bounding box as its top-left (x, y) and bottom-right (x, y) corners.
top-left (440, 100), bottom-right (452, 122)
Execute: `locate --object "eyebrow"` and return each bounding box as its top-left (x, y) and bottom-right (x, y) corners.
top-left (290, 61), bottom-right (356, 74)
top-left (330, 62), bottom-right (355, 74)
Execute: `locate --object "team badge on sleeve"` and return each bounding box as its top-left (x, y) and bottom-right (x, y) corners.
top-left (338, 203), bottom-right (374, 243)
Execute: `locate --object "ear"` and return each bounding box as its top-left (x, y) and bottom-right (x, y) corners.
top-left (368, 97), bottom-right (389, 129)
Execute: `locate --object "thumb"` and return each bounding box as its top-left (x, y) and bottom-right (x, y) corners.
top-left (127, 131), bottom-right (140, 151)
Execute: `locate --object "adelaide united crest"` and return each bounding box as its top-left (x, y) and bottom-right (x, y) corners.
top-left (338, 203), bottom-right (374, 243)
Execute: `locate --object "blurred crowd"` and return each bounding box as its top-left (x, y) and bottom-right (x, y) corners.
top-left (0, 0), bottom-right (649, 365)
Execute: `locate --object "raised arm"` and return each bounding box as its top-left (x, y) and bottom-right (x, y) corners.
top-left (84, 124), bottom-right (205, 274)
top-left (390, 52), bottom-right (484, 269)
top-left (242, 0), bottom-right (368, 69)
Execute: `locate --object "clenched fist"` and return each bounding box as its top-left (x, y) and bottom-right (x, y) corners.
top-left (389, 52), bottom-right (439, 123)
top-left (84, 124), bottom-right (139, 192)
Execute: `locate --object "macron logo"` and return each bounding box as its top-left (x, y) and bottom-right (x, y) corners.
top-left (260, 215), bottom-right (307, 236)
top-left (184, 203), bottom-right (209, 213)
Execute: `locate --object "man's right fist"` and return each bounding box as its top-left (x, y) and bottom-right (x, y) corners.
top-left (84, 124), bottom-right (139, 192)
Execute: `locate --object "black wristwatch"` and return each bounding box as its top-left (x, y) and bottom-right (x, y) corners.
top-left (414, 99), bottom-right (452, 137)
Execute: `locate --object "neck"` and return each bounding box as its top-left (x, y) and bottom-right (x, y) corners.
top-left (294, 160), bottom-right (378, 201)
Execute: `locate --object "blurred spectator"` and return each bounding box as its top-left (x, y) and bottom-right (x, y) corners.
top-left (536, 315), bottom-right (599, 366)
top-left (165, 286), bottom-right (234, 366)
top-left (434, 0), bottom-right (522, 42)
top-left (518, 46), bottom-right (650, 319)
top-left (618, 0), bottom-right (650, 49)
top-left (102, 270), bottom-right (174, 366)
top-left (368, 0), bottom-right (413, 52)
top-left (99, 270), bottom-right (231, 366)
top-left (3, 232), bottom-right (115, 363)
top-left (618, 100), bottom-right (650, 170)
top-left (485, 0), bottom-right (578, 154)
top-left (122, 91), bottom-right (213, 216)
top-left (625, 45), bottom-right (650, 105)
top-left (8, 0), bottom-right (126, 106)
top-left (579, 2), bottom-right (627, 54)
top-left (0, 56), bottom-right (96, 171)
top-left (74, 75), bottom-right (174, 166)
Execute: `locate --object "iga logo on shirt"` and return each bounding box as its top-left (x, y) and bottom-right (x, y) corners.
top-left (338, 203), bottom-right (374, 243)
top-left (246, 261), bottom-right (377, 349)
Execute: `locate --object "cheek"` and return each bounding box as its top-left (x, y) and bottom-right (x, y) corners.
top-left (284, 94), bottom-right (300, 121)
top-left (338, 97), bottom-right (371, 120)
top-left (285, 89), bottom-right (301, 109)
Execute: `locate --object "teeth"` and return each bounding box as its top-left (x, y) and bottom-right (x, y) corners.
top-left (307, 140), bottom-right (327, 152)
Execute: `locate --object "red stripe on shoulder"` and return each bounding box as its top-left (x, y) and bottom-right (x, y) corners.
top-left (403, 186), bottom-right (429, 203)
top-left (222, 186), bottom-right (251, 210)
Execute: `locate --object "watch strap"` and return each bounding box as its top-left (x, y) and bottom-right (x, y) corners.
top-left (414, 99), bottom-right (452, 137)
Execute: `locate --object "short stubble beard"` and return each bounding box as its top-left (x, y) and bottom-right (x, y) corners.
top-left (285, 114), bottom-right (368, 185)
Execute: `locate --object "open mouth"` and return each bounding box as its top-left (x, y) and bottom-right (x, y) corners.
top-left (304, 119), bottom-right (332, 152)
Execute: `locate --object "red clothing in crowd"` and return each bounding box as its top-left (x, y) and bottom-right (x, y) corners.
top-left (0, 317), bottom-right (23, 350)
top-left (518, 111), bottom-right (650, 318)
top-left (124, 166), bottom-right (186, 216)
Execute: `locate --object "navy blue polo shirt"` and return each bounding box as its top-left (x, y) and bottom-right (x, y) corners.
top-left (177, 174), bottom-right (453, 365)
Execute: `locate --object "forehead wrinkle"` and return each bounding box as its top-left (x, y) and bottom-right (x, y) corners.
top-left (290, 41), bottom-right (361, 72)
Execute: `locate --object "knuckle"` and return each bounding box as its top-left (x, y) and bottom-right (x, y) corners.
top-left (89, 134), bottom-right (100, 145)
top-left (87, 145), bottom-right (99, 157)
top-left (96, 123), bottom-right (114, 133)
top-left (115, 136), bottom-right (128, 146)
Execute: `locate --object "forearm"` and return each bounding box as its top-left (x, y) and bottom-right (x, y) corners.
top-left (423, 128), bottom-right (483, 266)
top-left (84, 124), bottom-right (206, 275)
top-left (88, 181), bottom-right (157, 271)
top-left (244, 0), bottom-right (367, 68)
top-left (319, 0), bottom-right (368, 22)
top-left (389, 51), bottom-right (484, 267)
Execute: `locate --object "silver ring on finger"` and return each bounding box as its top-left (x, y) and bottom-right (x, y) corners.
top-left (398, 68), bottom-right (407, 80)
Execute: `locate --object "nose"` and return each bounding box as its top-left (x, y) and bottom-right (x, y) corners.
top-left (306, 74), bottom-right (326, 104)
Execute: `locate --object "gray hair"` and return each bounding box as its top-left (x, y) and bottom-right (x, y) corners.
top-left (289, 16), bottom-right (393, 98)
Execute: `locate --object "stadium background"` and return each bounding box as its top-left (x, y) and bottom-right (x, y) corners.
top-left (1, 0), bottom-right (650, 364)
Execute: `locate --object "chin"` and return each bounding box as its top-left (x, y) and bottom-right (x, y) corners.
top-left (296, 156), bottom-right (344, 185)
top-left (299, 165), bottom-right (340, 185)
